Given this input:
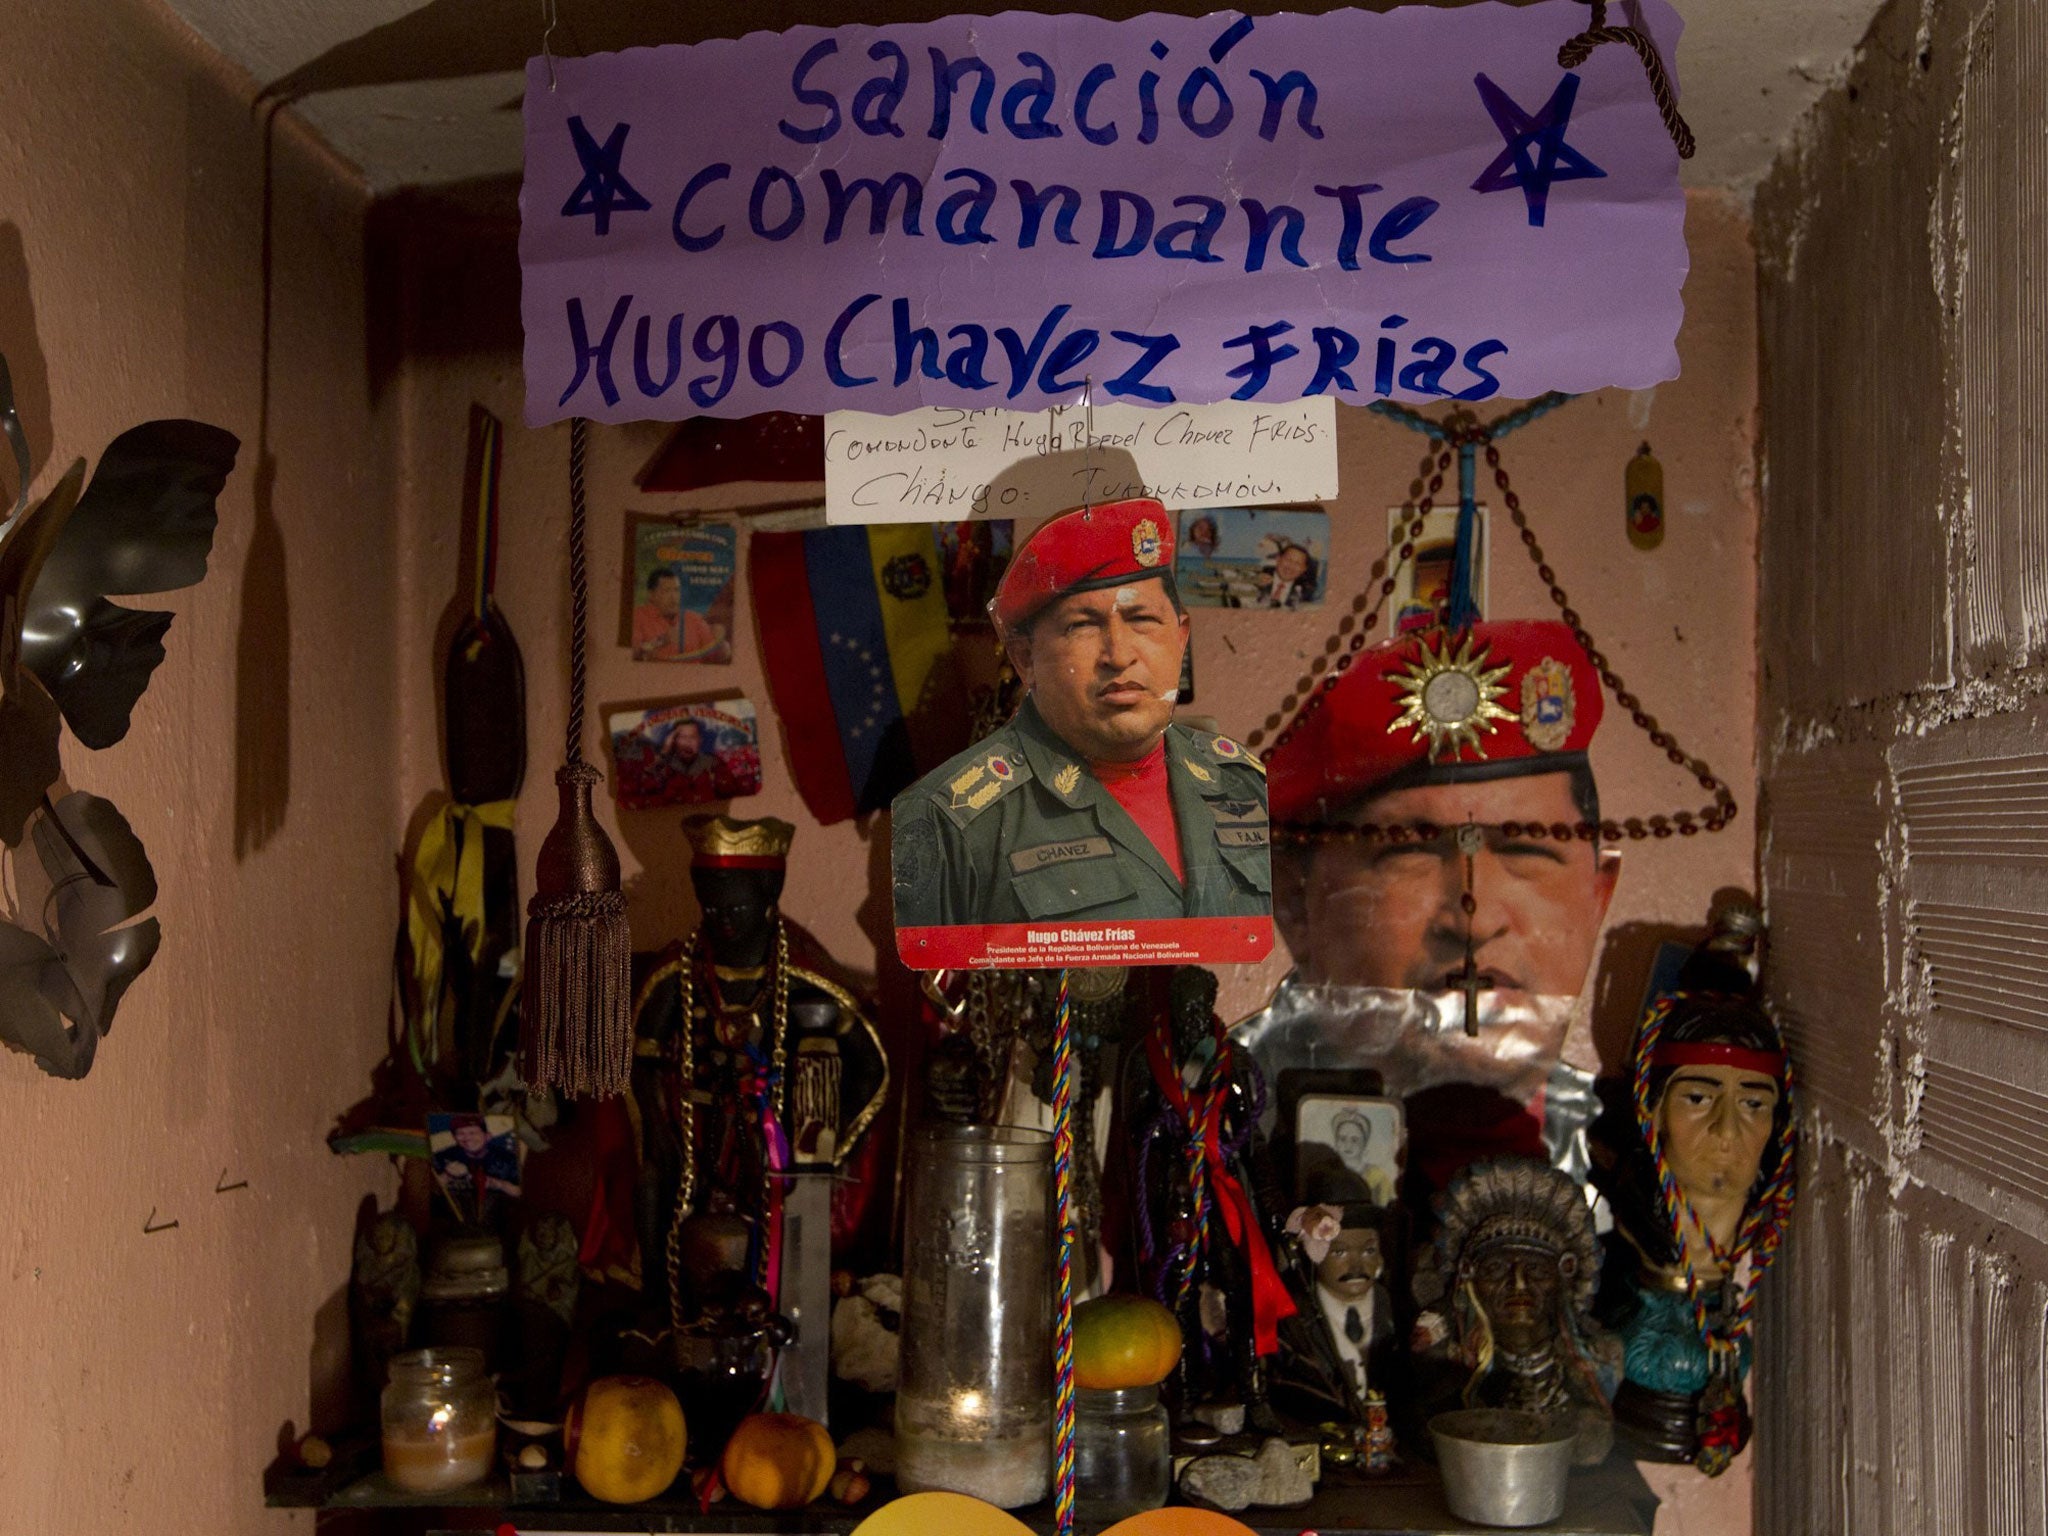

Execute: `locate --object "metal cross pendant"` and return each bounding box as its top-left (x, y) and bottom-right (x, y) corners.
top-left (1454, 821), bottom-right (1488, 1037)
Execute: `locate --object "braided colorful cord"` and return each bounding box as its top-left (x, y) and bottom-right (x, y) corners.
top-left (1631, 992), bottom-right (1798, 1357)
top-left (1050, 969), bottom-right (1077, 1536)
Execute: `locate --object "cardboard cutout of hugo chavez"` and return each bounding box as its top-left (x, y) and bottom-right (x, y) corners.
top-left (891, 498), bottom-right (1273, 970)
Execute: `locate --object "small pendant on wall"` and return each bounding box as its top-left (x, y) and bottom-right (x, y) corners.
top-left (1627, 442), bottom-right (1664, 550)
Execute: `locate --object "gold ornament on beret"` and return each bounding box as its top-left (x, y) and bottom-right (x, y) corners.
top-left (1388, 629), bottom-right (1515, 762)
top-left (683, 814), bottom-right (796, 865)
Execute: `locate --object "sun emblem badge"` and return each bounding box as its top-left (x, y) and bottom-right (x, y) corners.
top-left (1131, 518), bottom-right (1163, 567)
top-left (1389, 630), bottom-right (1516, 761)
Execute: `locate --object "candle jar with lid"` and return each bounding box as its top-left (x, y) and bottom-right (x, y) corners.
top-left (1073, 1383), bottom-right (1170, 1521)
top-left (895, 1123), bottom-right (1053, 1509)
top-left (381, 1347), bottom-right (498, 1493)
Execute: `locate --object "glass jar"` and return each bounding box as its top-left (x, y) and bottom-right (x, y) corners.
top-left (381, 1347), bottom-right (497, 1493)
top-left (417, 1232), bottom-right (510, 1371)
top-left (895, 1123), bottom-right (1053, 1509)
top-left (1074, 1385), bottom-right (1170, 1521)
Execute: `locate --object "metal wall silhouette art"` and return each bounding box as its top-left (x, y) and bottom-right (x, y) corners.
top-left (0, 353), bottom-right (237, 1078)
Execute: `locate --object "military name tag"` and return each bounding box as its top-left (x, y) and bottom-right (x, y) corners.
top-left (1216, 827), bottom-right (1269, 847)
top-left (1010, 836), bottom-right (1115, 873)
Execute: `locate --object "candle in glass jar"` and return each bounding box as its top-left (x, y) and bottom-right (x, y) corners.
top-left (382, 1425), bottom-right (497, 1493)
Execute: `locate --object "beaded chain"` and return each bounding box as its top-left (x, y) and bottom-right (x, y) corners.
top-left (1629, 993), bottom-right (1799, 1355)
top-left (1248, 406), bottom-right (1739, 847)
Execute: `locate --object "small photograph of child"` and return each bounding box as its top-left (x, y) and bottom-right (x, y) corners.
top-left (427, 1111), bottom-right (523, 1219)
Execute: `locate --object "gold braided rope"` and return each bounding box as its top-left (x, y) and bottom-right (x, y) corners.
top-left (665, 930), bottom-right (700, 1337)
top-left (662, 919), bottom-right (792, 1331)
top-left (1253, 424), bottom-right (1737, 847)
top-left (760, 921), bottom-right (791, 1294)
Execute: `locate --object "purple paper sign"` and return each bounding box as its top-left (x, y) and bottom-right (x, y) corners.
top-left (521, 2), bottom-right (1686, 425)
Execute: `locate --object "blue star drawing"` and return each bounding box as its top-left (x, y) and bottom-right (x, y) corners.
top-left (560, 116), bottom-right (651, 236)
top-left (1470, 72), bottom-right (1606, 228)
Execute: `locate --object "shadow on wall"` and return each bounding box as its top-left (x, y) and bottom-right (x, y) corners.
top-left (0, 222), bottom-right (52, 485)
top-left (235, 450), bottom-right (292, 857)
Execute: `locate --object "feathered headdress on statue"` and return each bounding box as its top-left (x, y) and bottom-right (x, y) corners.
top-left (1433, 1157), bottom-right (1609, 1411)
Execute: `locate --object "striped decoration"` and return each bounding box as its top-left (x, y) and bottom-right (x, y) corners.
top-left (1050, 969), bottom-right (1078, 1536)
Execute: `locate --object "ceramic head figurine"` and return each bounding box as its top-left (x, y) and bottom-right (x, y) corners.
top-left (1419, 1158), bottom-right (1616, 1465)
top-left (1274, 1202), bottom-right (1397, 1426)
top-left (1601, 980), bottom-right (1795, 1474)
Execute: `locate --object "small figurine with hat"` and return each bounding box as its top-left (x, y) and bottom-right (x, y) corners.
top-left (890, 498), bottom-right (1271, 945)
top-left (1271, 1199), bottom-right (1400, 1430)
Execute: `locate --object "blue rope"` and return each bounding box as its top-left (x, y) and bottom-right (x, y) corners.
top-left (1448, 440), bottom-right (1481, 632)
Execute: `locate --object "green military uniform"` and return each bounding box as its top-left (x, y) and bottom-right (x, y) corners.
top-left (892, 697), bottom-right (1270, 927)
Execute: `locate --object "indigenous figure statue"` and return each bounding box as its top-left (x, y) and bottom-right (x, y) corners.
top-left (1593, 976), bottom-right (1794, 1474)
top-left (1414, 1158), bottom-right (1617, 1466)
top-left (630, 816), bottom-right (888, 1324)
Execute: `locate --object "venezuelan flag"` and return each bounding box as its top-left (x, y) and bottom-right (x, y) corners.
top-left (751, 524), bottom-right (963, 823)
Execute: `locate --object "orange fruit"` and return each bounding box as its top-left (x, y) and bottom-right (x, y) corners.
top-left (1072, 1294), bottom-right (1183, 1389)
top-left (853, 1491), bottom-right (1038, 1535)
top-left (567, 1376), bottom-right (687, 1504)
top-left (721, 1412), bottom-right (836, 1510)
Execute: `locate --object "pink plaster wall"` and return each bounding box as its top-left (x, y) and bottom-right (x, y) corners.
top-left (0, 2), bottom-right (400, 1531)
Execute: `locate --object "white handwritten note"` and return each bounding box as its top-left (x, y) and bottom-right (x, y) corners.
top-left (823, 397), bottom-right (1337, 524)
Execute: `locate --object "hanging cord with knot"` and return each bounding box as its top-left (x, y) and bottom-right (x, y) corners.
top-left (1560, 0), bottom-right (1694, 159)
top-left (566, 415), bottom-right (591, 763)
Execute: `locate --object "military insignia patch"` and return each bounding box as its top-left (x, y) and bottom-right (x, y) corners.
top-left (1131, 518), bottom-right (1164, 567)
top-left (1211, 735), bottom-right (1241, 758)
top-left (881, 551), bottom-right (933, 600)
top-left (1520, 657), bottom-right (1575, 751)
top-left (1182, 756), bottom-right (1216, 784)
top-left (1389, 629), bottom-right (1516, 762)
top-left (1052, 762), bottom-right (1082, 796)
top-left (942, 750), bottom-right (1031, 821)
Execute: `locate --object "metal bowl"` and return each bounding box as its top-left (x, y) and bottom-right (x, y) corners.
top-left (1429, 1409), bottom-right (1577, 1528)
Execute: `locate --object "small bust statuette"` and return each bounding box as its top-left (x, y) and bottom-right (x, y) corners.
top-left (1417, 1158), bottom-right (1617, 1466)
top-left (1276, 1201), bottom-right (1396, 1425)
top-left (1595, 973), bottom-right (1795, 1474)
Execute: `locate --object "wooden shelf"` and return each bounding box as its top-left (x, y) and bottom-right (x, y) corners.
top-left (269, 1455), bottom-right (1659, 1535)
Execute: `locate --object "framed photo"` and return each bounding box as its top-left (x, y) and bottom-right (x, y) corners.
top-left (608, 696), bottom-right (763, 809)
top-left (1386, 504), bottom-right (1487, 634)
top-left (1294, 1093), bottom-right (1403, 1206)
top-left (1177, 505), bottom-right (1328, 610)
top-left (621, 515), bottom-right (737, 662)
top-left (427, 1111), bottom-right (522, 1221)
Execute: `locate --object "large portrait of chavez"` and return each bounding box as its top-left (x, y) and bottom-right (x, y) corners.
top-left (892, 498), bottom-right (1272, 969)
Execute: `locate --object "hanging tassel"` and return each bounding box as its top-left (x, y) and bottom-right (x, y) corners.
top-left (522, 417), bottom-right (633, 1098)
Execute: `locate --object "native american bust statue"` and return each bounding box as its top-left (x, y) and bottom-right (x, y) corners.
top-left (1414, 1157), bottom-right (1618, 1466)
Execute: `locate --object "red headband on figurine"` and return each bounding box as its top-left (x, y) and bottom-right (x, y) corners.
top-left (1649, 1041), bottom-right (1785, 1078)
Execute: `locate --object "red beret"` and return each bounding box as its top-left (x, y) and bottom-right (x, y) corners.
top-left (1266, 619), bottom-right (1603, 824)
top-left (992, 498), bottom-right (1174, 633)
